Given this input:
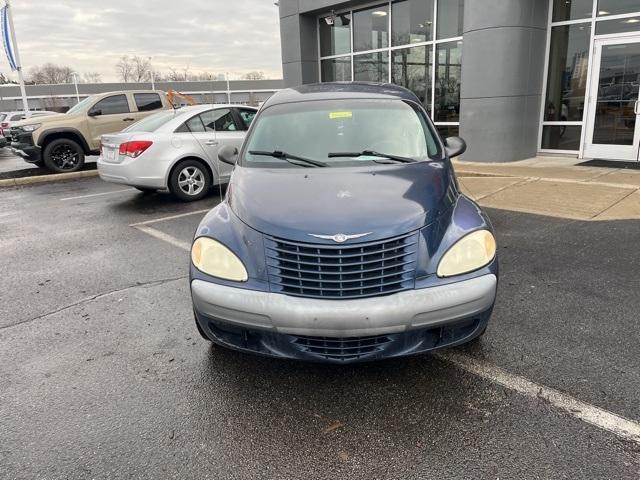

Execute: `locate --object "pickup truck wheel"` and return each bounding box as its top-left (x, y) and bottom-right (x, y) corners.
top-left (169, 160), bottom-right (211, 202)
top-left (43, 139), bottom-right (85, 173)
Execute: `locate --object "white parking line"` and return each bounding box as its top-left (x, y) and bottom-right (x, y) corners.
top-left (437, 351), bottom-right (640, 445)
top-left (134, 225), bottom-right (191, 251)
top-left (133, 217), bottom-right (640, 445)
top-left (59, 188), bottom-right (135, 201)
top-left (129, 208), bottom-right (210, 227)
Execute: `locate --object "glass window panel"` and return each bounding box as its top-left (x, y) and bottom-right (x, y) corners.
top-left (591, 43), bottom-right (640, 146)
top-left (319, 13), bottom-right (351, 57)
top-left (437, 0), bottom-right (464, 40)
top-left (541, 125), bottom-right (582, 150)
top-left (436, 125), bottom-right (459, 139)
top-left (434, 41), bottom-right (462, 122)
top-left (596, 16), bottom-right (640, 35)
top-left (552, 0), bottom-right (593, 22)
top-left (544, 24), bottom-right (591, 121)
top-left (354, 52), bottom-right (389, 82)
top-left (392, 46), bottom-right (432, 112)
top-left (321, 57), bottom-right (352, 82)
top-left (597, 0), bottom-right (640, 17)
top-left (89, 94), bottom-right (130, 115)
top-left (353, 4), bottom-right (389, 52)
top-left (391, 0), bottom-right (434, 46)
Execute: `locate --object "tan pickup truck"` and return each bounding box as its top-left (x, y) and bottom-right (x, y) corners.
top-left (10, 90), bottom-right (172, 172)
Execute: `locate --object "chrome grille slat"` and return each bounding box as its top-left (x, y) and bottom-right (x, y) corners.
top-left (265, 232), bottom-right (418, 299)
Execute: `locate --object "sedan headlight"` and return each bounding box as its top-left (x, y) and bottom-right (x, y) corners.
top-left (437, 230), bottom-right (496, 278)
top-left (191, 237), bottom-right (248, 282)
top-left (21, 123), bottom-right (42, 132)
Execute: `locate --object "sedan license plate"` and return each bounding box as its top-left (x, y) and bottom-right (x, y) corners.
top-left (104, 148), bottom-right (117, 162)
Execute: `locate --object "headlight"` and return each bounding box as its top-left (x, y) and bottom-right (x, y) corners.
top-left (437, 230), bottom-right (496, 278)
top-left (21, 123), bottom-right (41, 132)
top-left (191, 237), bottom-right (248, 282)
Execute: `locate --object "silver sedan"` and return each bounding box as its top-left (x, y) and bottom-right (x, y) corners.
top-left (97, 104), bottom-right (257, 201)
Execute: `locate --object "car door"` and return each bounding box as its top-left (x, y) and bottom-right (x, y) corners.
top-left (197, 108), bottom-right (244, 180)
top-left (87, 94), bottom-right (135, 149)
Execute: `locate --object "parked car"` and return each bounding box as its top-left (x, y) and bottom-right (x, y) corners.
top-left (8, 90), bottom-right (172, 173)
top-left (0, 110), bottom-right (57, 136)
top-left (98, 104), bottom-right (258, 201)
top-left (190, 82), bottom-right (498, 363)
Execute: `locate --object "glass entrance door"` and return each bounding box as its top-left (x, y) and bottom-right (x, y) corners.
top-left (585, 36), bottom-right (640, 161)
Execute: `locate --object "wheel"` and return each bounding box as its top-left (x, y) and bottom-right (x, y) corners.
top-left (43, 138), bottom-right (85, 173)
top-left (135, 187), bottom-right (157, 194)
top-left (169, 160), bottom-right (211, 202)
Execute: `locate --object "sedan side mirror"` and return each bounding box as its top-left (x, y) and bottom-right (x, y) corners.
top-left (218, 145), bottom-right (238, 165)
top-left (444, 136), bottom-right (467, 158)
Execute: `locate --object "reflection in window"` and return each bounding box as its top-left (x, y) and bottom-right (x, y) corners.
top-left (544, 24), bottom-right (591, 122)
top-left (354, 52), bottom-right (389, 82)
top-left (319, 13), bottom-right (351, 57)
top-left (353, 4), bottom-right (389, 52)
top-left (321, 57), bottom-right (352, 82)
top-left (437, 0), bottom-right (464, 39)
top-left (392, 46), bottom-right (432, 112)
top-left (391, 0), bottom-right (434, 46)
top-left (597, 0), bottom-right (640, 17)
top-left (552, 0), bottom-right (593, 22)
top-left (596, 16), bottom-right (640, 35)
top-left (434, 41), bottom-right (462, 122)
top-left (541, 125), bottom-right (582, 150)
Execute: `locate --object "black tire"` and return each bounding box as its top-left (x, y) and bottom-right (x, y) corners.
top-left (135, 187), bottom-right (157, 194)
top-left (169, 159), bottom-right (211, 202)
top-left (43, 138), bottom-right (85, 173)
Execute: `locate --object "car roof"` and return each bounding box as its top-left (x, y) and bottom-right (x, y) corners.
top-left (262, 82), bottom-right (421, 108)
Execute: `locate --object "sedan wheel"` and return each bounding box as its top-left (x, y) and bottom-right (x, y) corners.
top-left (177, 166), bottom-right (205, 197)
top-left (169, 160), bottom-right (212, 202)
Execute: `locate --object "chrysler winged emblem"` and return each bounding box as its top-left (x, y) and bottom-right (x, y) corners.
top-left (309, 232), bottom-right (372, 243)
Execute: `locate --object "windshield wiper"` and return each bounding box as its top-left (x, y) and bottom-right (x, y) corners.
top-left (327, 150), bottom-right (416, 163)
top-left (249, 150), bottom-right (327, 168)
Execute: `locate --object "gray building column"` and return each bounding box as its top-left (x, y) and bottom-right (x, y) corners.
top-left (279, 0), bottom-right (319, 87)
top-left (459, 0), bottom-right (549, 162)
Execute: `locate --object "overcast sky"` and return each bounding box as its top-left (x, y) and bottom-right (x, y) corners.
top-left (5, 0), bottom-right (282, 82)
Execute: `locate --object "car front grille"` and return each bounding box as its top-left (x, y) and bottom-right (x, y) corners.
top-left (264, 231), bottom-right (418, 299)
top-left (290, 334), bottom-right (393, 361)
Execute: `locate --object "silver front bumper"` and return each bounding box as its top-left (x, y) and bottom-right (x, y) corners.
top-left (191, 274), bottom-right (497, 337)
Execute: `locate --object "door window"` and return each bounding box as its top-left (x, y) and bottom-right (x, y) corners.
top-left (200, 109), bottom-right (238, 131)
top-left (89, 95), bottom-right (130, 116)
top-left (134, 93), bottom-right (163, 112)
top-left (237, 109), bottom-right (257, 129)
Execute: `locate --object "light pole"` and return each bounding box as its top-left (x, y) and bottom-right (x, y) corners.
top-left (71, 72), bottom-right (80, 104)
top-left (148, 56), bottom-right (155, 90)
top-left (226, 72), bottom-right (231, 104)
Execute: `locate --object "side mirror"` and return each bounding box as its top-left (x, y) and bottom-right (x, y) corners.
top-left (444, 136), bottom-right (466, 158)
top-left (88, 109), bottom-right (101, 117)
top-left (218, 145), bottom-right (238, 165)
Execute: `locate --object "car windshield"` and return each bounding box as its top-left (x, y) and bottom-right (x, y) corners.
top-left (123, 110), bottom-right (178, 132)
top-left (66, 96), bottom-right (95, 115)
top-left (242, 99), bottom-right (441, 168)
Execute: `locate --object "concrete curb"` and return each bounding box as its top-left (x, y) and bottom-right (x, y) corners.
top-left (0, 169), bottom-right (98, 188)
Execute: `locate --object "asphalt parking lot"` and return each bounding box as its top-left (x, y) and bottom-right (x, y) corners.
top-left (1, 177), bottom-right (639, 479)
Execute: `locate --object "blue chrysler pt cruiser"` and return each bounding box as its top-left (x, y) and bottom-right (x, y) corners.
top-left (190, 82), bottom-right (498, 363)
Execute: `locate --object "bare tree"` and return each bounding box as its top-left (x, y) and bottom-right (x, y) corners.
top-left (131, 56), bottom-right (151, 82)
top-left (82, 72), bottom-right (102, 83)
top-left (115, 55), bottom-right (134, 82)
top-left (242, 71), bottom-right (265, 80)
top-left (28, 63), bottom-right (74, 84)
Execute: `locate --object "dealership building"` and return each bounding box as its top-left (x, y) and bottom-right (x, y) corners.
top-left (278, 0), bottom-right (640, 162)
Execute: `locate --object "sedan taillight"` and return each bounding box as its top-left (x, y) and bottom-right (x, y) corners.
top-left (119, 140), bottom-right (153, 158)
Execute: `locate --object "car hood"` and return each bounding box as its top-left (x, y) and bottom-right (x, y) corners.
top-left (228, 162), bottom-right (456, 243)
top-left (12, 113), bottom-right (76, 127)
